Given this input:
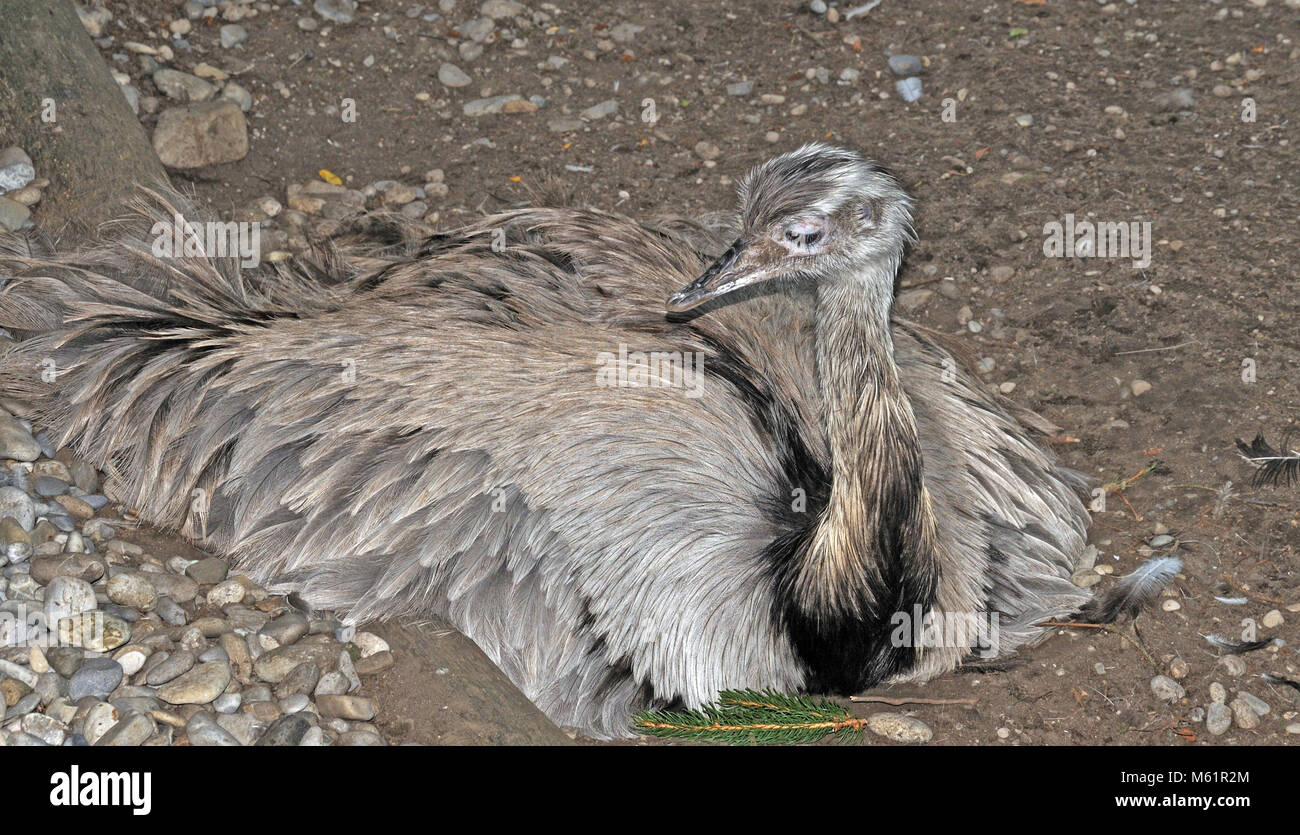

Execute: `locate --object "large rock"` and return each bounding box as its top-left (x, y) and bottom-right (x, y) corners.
top-left (152, 100), bottom-right (248, 168)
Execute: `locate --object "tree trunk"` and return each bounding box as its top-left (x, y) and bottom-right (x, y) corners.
top-left (0, 0), bottom-right (169, 237)
top-left (367, 620), bottom-right (574, 745)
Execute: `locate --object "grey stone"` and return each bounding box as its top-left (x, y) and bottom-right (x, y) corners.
top-left (580, 99), bottom-right (618, 120)
top-left (219, 24), bottom-right (248, 48)
top-left (148, 572), bottom-right (198, 604)
top-left (215, 712), bottom-right (262, 746)
top-left (480, 0), bottom-right (524, 18)
top-left (887, 54), bottom-right (923, 77)
top-left (213, 692), bottom-right (242, 714)
top-left (95, 711), bottom-right (154, 746)
top-left (156, 660), bottom-right (230, 704)
top-left (0, 147), bottom-right (36, 192)
top-left (186, 711), bottom-right (242, 746)
top-left (45, 647), bottom-right (83, 679)
top-left (1229, 697), bottom-right (1260, 730)
top-left (260, 612), bottom-right (308, 647)
top-left (145, 650), bottom-right (196, 686)
top-left (314, 0), bottom-right (357, 24)
top-left (463, 95), bottom-right (523, 116)
top-left (107, 573), bottom-right (158, 611)
top-left (184, 557), bottom-right (229, 585)
top-left (68, 657), bottom-right (123, 701)
top-left (0, 486), bottom-right (36, 529)
top-left (315, 694), bottom-right (376, 721)
top-left (254, 643), bottom-right (340, 683)
top-left (1, 517), bottom-right (32, 563)
top-left (280, 693), bottom-right (310, 713)
top-left (1149, 675), bottom-right (1185, 703)
top-left (460, 18), bottom-right (495, 42)
top-left (865, 712), bottom-right (933, 743)
top-left (44, 576), bottom-right (98, 622)
top-left (256, 712), bottom-right (313, 746)
top-left (155, 596), bottom-right (188, 626)
top-left (152, 69), bottom-right (216, 102)
top-left (0, 416), bottom-right (41, 461)
top-left (1236, 691), bottom-right (1270, 716)
top-left (274, 661), bottom-right (320, 699)
top-left (337, 730), bottom-right (386, 746)
top-left (313, 670), bottom-right (350, 696)
top-left (438, 62), bottom-right (472, 88)
top-left (609, 22), bottom-right (644, 43)
top-left (0, 196), bottom-right (31, 232)
top-left (21, 712), bottom-right (68, 746)
top-left (547, 118), bottom-right (584, 133)
top-left (220, 82), bottom-right (252, 112)
top-left (32, 476), bottom-right (69, 497)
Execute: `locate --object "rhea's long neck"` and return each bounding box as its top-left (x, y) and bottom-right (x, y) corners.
top-left (794, 260), bottom-right (940, 621)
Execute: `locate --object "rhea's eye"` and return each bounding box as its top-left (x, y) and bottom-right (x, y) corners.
top-left (858, 203), bottom-right (873, 223)
top-left (781, 221), bottom-right (825, 251)
top-left (784, 228), bottom-right (822, 246)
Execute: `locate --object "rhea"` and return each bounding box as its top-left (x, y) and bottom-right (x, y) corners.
top-left (0, 144), bottom-right (1173, 738)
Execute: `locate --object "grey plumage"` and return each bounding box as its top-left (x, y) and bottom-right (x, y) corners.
top-left (0, 145), bottom-right (1164, 738)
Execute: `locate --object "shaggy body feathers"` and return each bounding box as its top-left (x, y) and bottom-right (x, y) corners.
top-left (1, 155), bottom-right (1095, 737)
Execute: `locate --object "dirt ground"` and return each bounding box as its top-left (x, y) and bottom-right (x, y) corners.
top-left (89, 0), bottom-right (1298, 745)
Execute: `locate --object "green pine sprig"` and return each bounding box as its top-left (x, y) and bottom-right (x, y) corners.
top-left (631, 689), bottom-right (865, 745)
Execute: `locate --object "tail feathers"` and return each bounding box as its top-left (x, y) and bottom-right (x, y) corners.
top-left (0, 188), bottom-right (358, 338)
top-left (0, 187), bottom-right (353, 519)
top-left (1077, 556), bottom-right (1181, 624)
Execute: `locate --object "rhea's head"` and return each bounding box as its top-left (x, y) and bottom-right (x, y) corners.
top-left (668, 144), bottom-right (915, 313)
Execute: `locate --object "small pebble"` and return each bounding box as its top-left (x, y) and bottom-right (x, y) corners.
top-left (1229, 697), bottom-right (1260, 730)
top-left (887, 54), bottom-right (923, 77)
top-left (1206, 701), bottom-right (1232, 735)
top-left (1219, 654), bottom-right (1247, 676)
top-left (1150, 675), bottom-right (1184, 703)
top-left (157, 661), bottom-right (231, 705)
top-left (865, 712), bottom-right (932, 743)
top-left (186, 711), bottom-right (242, 746)
top-left (257, 713), bottom-right (313, 746)
top-left (206, 579), bottom-right (245, 607)
top-left (1235, 691), bottom-right (1269, 716)
top-left (97, 711), bottom-right (155, 746)
top-left (107, 573), bottom-right (158, 611)
top-left (146, 650), bottom-right (196, 686)
top-left (315, 694), bottom-right (377, 721)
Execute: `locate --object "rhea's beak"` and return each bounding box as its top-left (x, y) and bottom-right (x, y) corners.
top-left (667, 238), bottom-right (780, 313)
